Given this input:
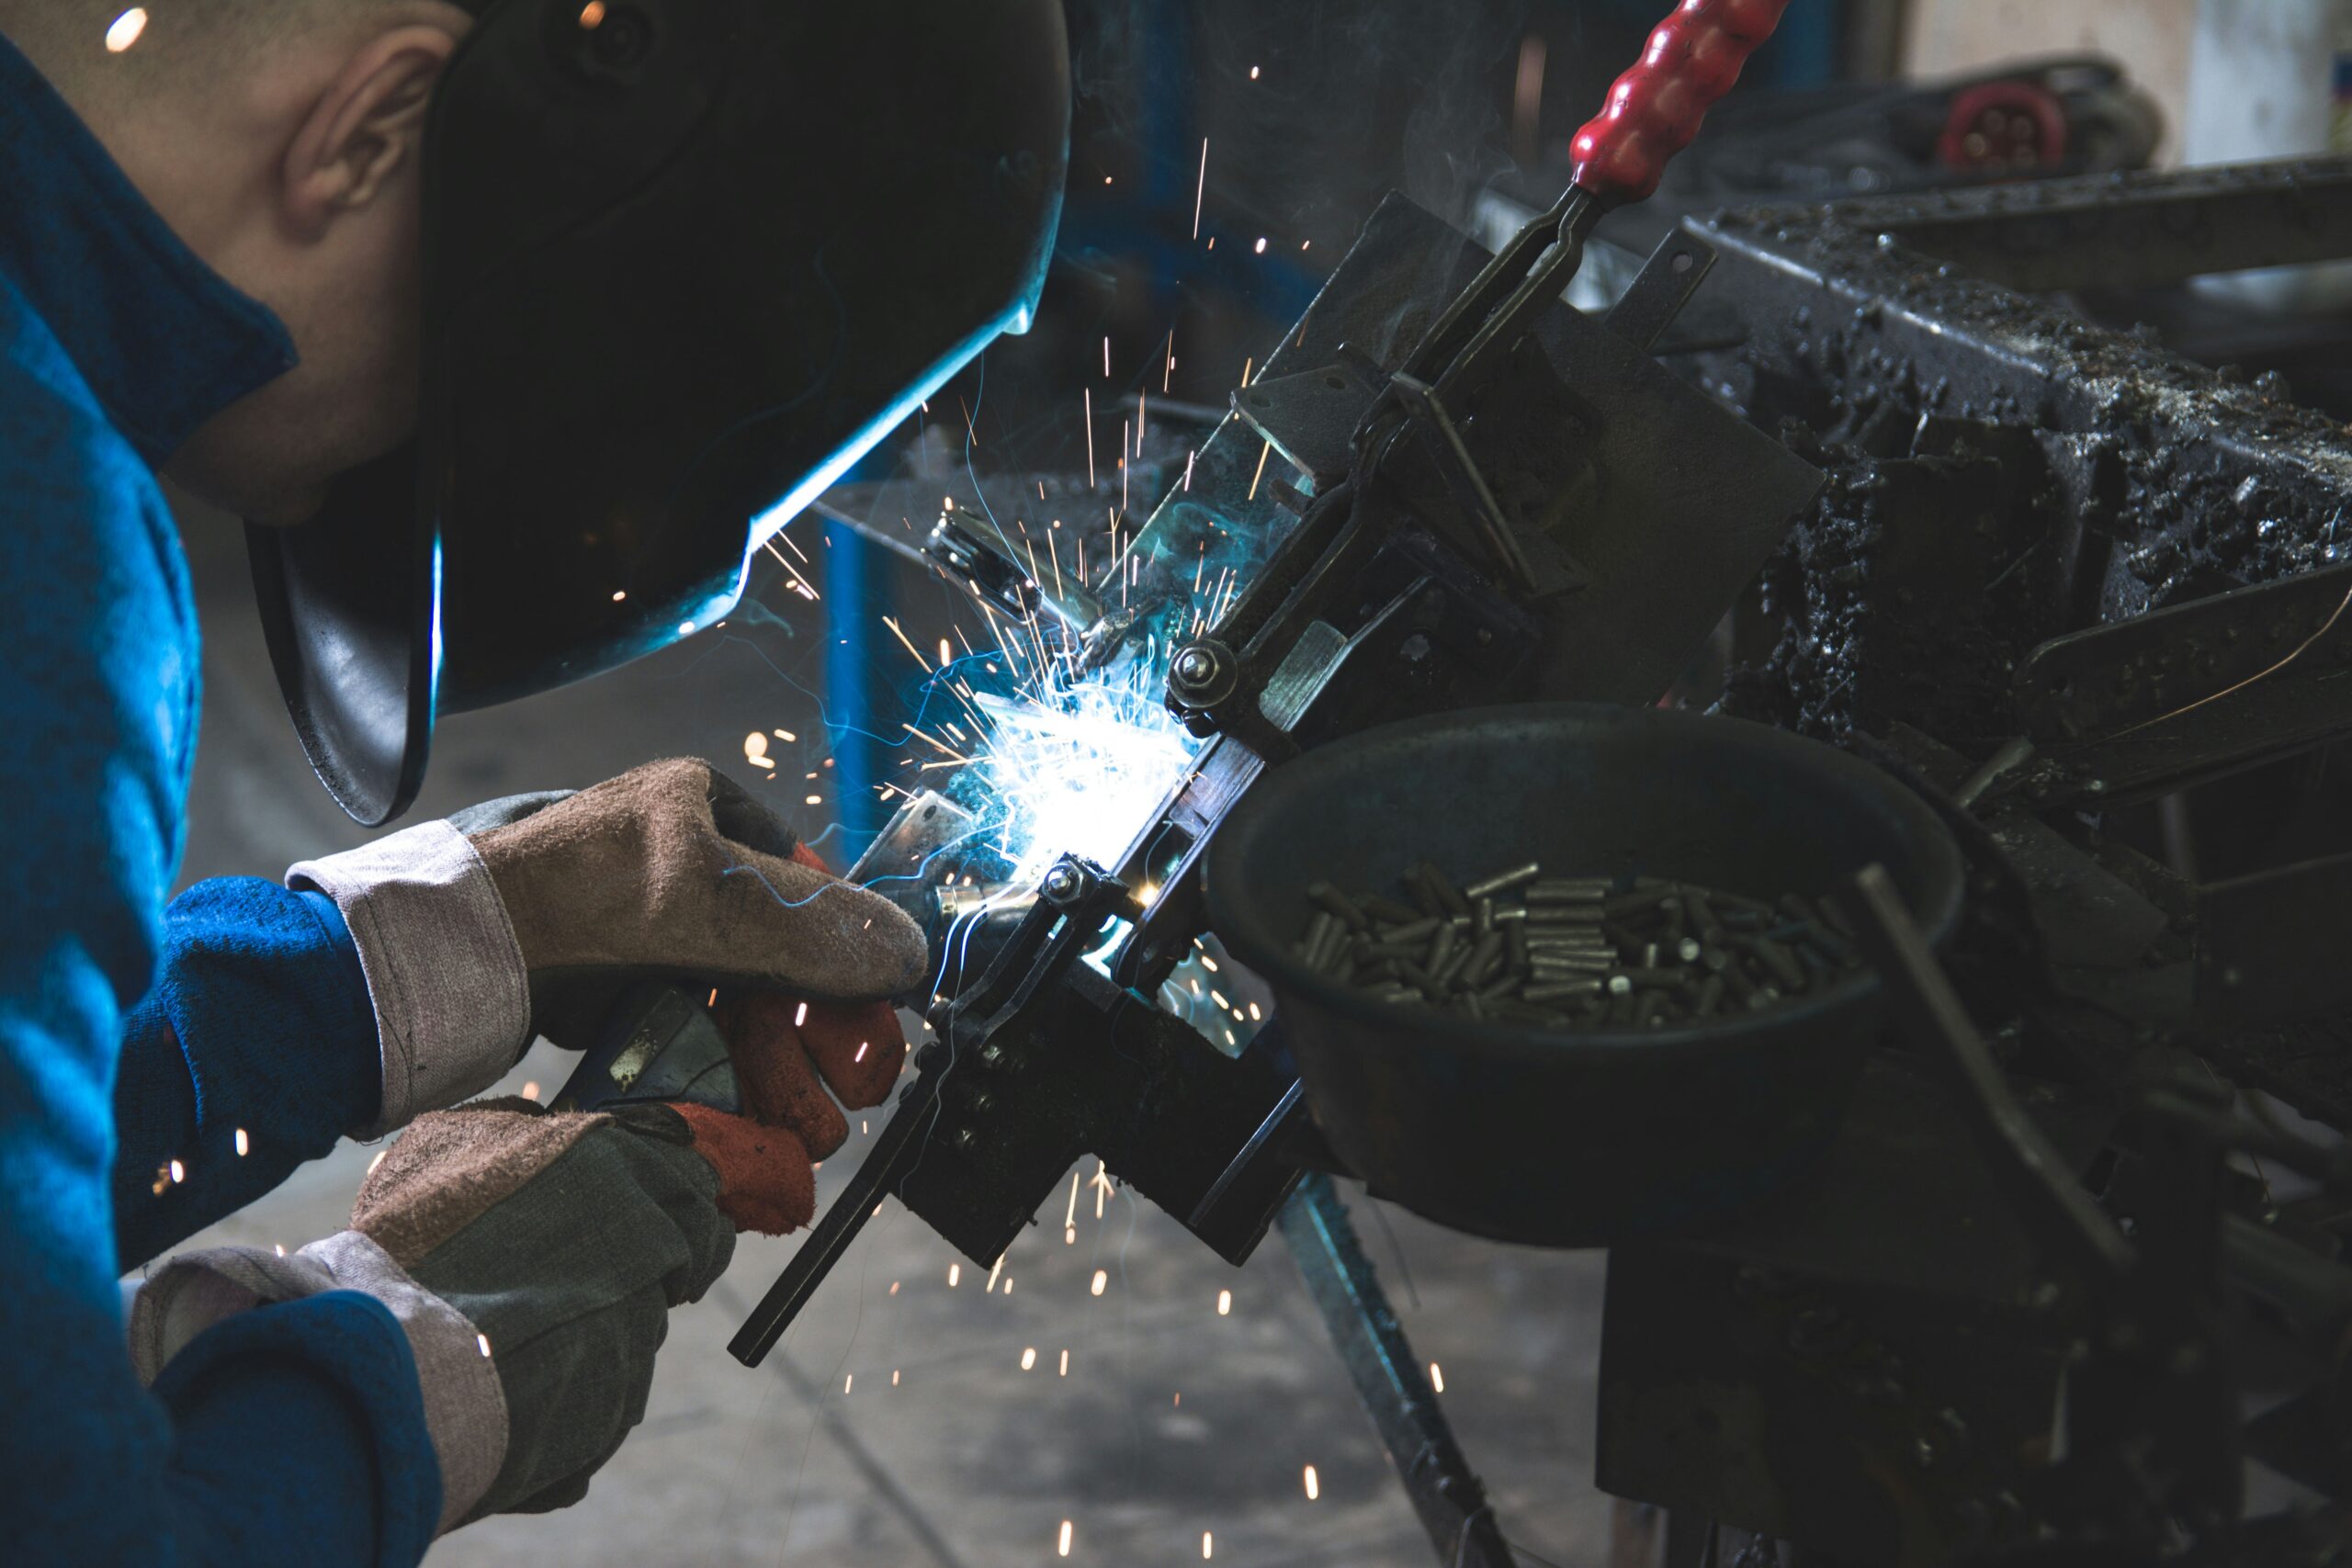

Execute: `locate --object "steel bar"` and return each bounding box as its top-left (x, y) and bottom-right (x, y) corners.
top-left (1278, 1173), bottom-right (1516, 1568)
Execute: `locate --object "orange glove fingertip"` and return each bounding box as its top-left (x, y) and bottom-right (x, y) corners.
top-left (673, 1103), bottom-right (817, 1235)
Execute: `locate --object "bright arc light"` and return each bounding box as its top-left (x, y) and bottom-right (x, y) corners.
top-left (970, 667), bottom-right (1199, 885)
top-left (105, 7), bottom-right (147, 51)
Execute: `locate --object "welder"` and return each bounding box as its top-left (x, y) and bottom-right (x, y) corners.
top-left (0, 0), bottom-right (1066, 1558)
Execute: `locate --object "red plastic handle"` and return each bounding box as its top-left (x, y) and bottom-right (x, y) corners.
top-left (1569, 0), bottom-right (1792, 207)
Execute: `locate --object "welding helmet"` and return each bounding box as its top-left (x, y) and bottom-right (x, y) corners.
top-left (247, 0), bottom-right (1069, 825)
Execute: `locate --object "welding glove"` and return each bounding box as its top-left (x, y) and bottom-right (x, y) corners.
top-left (288, 758), bottom-right (926, 1145)
top-left (132, 1093), bottom-right (799, 1527)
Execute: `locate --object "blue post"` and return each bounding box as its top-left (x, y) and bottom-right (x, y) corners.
top-left (822, 515), bottom-right (884, 852)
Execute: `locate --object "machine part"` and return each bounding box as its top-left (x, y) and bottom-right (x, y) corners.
top-left (2012, 560), bottom-right (2352, 807)
top-left (1280, 1174), bottom-right (1516, 1568)
top-left (728, 852), bottom-right (1299, 1363)
top-left (552, 982), bottom-right (741, 1116)
top-left (1837, 865), bottom-right (2245, 1551)
top-left (1204, 704), bottom-right (1964, 1247)
top-left (250, 0), bottom-right (1069, 825)
top-left (923, 511), bottom-right (1106, 637)
top-left (1838, 865), bottom-right (2135, 1298)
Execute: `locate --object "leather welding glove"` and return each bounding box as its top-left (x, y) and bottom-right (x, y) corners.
top-left (132, 1094), bottom-right (802, 1528)
top-left (288, 758), bottom-right (926, 1144)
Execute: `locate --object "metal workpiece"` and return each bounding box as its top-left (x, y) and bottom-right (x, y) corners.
top-left (729, 854), bottom-right (1298, 1363)
top-left (1279, 1174), bottom-right (1516, 1568)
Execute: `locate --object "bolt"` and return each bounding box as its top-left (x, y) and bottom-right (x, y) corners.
top-left (1172, 647), bottom-right (1217, 688)
top-left (1041, 864), bottom-right (1083, 903)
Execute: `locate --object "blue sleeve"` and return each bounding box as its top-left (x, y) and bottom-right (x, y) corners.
top-left (115, 879), bottom-right (383, 1271)
top-left (0, 275), bottom-right (439, 1561)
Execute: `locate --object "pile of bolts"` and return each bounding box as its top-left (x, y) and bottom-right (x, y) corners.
top-left (1293, 862), bottom-right (1864, 1031)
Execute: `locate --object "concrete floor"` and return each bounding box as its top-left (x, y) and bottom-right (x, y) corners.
top-left (153, 499), bottom-right (1615, 1568)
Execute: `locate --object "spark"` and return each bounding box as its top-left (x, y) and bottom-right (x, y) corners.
top-left (1512, 33), bottom-right (1549, 165)
top-left (1204, 1532), bottom-right (1215, 1559)
top-left (903, 725), bottom-right (968, 762)
top-left (1058, 1520), bottom-right (1073, 1557)
top-left (612, 590), bottom-right (627, 602)
top-left (1429, 1361), bottom-right (1445, 1393)
top-left (892, 1369), bottom-right (901, 1386)
top-left (947, 1263), bottom-right (961, 1288)
top-left (477, 1333), bottom-right (492, 1358)
top-left (1084, 388), bottom-right (1096, 488)
top-left (1059, 1349), bottom-right (1070, 1376)
top-left (521, 1081), bottom-right (540, 1101)
top-left (1022, 1348), bottom-right (1037, 1371)
top-left (233, 1127), bottom-right (249, 1157)
top-left (986, 1252), bottom-right (1004, 1292)
top-left (1193, 138), bottom-right (1208, 239)
top-left (105, 7), bottom-right (146, 51)
top-left (844, 1373), bottom-right (854, 1393)
top-left (763, 538), bottom-right (820, 601)
top-left (1254, 237), bottom-right (1268, 254)
top-left (1304, 1465), bottom-right (1320, 1500)
top-left (1091, 1158), bottom-right (1114, 1218)
top-left (368, 1149), bottom-right (387, 1174)
top-left (881, 615), bottom-right (933, 672)
top-left (1216, 1290), bottom-right (1232, 1316)
top-left (1249, 440), bottom-right (1272, 501)
top-left (794, 999), bottom-right (809, 1027)
top-left (1102, 335), bottom-right (1112, 379)
top-left (1250, 63), bottom-right (1261, 79)
top-left (1090, 1269), bottom-right (1108, 1297)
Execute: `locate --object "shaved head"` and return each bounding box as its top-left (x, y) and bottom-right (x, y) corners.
top-left (1, 0), bottom-right (448, 98)
top-left (1, 0), bottom-right (475, 520)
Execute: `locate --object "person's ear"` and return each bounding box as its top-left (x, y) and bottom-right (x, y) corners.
top-left (281, 24), bottom-right (460, 241)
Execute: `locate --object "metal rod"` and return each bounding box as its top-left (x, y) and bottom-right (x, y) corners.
top-left (1278, 1173), bottom-right (1517, 1568)
top-left (1837, 864), bottom-right (2134, 1290)
top-left (728, 1071), bottom-right (943, 1367)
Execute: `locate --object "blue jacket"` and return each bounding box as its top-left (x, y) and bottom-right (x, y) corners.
top-left (1, 33), bottom-right (444, 1564)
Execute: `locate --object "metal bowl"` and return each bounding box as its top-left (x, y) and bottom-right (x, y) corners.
top-left (1203, 703), bottom-right (1966, 1247)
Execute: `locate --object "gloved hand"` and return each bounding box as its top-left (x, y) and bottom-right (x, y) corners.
top-left (133, 1093), bottom-right (798, 1527)
top-left (288, 759), bottom-right (927, 1147)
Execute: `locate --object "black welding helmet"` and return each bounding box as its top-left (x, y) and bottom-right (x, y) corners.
top-left (248, 0), bottom-right (1069, 824)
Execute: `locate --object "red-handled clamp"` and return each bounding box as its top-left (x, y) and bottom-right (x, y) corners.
top-left (1383, 0), bottom-right (1791, 412)
top-left (1571, 0), bottom-right (1794, 207)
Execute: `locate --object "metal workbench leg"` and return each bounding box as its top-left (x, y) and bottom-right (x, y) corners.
top-left (1278, 1172), bottom-right (1517, 1568)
